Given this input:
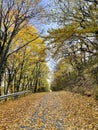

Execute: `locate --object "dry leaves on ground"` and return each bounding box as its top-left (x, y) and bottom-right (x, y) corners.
top-left (0, 91), bottom-right (98, 130)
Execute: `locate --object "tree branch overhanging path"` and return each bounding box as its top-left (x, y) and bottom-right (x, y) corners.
top-left (45, 0), bottom-right (98, 97)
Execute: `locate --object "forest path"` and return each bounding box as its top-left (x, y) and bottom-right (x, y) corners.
top-left (0, 91), bottom-right (98, 130)
top-left (19, 92), bottom-right (65, 130)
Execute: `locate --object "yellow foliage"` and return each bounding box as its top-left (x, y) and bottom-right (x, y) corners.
top-left (11, 24), bottom-right (45, 57)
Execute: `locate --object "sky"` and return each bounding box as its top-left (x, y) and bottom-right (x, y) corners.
top-left (30, 0), bottom-right (58, 72)
top-left (31, 0), bottom-right (58, 35)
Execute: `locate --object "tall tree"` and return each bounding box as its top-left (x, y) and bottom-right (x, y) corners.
top-left (0, 0), bottom-right (44, 95)
top-left (46, 0), bottom-right (98, 93)
top-left (1, 24), bottom-right (48, 95)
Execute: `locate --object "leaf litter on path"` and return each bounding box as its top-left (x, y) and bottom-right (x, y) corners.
top-left (0, 91), bottom-right (98, 130)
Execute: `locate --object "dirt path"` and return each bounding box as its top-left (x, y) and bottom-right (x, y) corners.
top-left (0, 91), bottom-right (98, 130)
top-left (19, 93), bottom-right (66, 130)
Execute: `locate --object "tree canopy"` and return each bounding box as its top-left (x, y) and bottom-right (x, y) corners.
top-left (45, 0), bottom-right (98, 97)
top-left (0, 0), bottom-right (50, 95)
